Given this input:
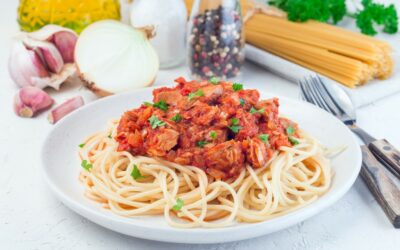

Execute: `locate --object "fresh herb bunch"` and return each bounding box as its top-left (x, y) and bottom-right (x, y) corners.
top-left (268, 0), bottom-right (398, 35)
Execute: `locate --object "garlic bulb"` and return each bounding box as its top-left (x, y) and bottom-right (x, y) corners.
top-left (75, 20), bottom-right (159, 96)
top-left (8, 25), bottom-right (78, 89)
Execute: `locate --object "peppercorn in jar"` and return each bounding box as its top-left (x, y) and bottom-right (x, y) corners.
top-left (187, 0), bottom-right (245, 80)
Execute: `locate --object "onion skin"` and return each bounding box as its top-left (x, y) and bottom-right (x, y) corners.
top-left (75, 20), bottom-right (159, 96)
top-left (14, 86), bottom-right (54, 117)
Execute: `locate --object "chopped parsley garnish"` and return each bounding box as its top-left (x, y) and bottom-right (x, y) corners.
top-left (78, 143), bottom-right (85, 148)
top-left (250, 107), bottom-right (265, 114)
top-left (172, 198), bottom-right (184, 211)
top-left (188, 89), bottom-right (205, 100)
top-left (286, 125), bottom-right (295, 135)
top-left (239, 98), bottom-right (245, 106)
top-left (131, 164), bottom-right (144, 180)
top-left (209, 131), bottom-right (217, 139)
top-left (149, 115), bottom-right (166, 129)
top-left (209, 77), bottom-right (219, 85)
top-left (153, 100), bottom-right (168, 111)
top-left (259, 134), bottom-right (269, 143)
top-left (232, 83), bottom-right (243, 91)
top-left (171, 113), bottom-right (182, 123)
top-left (81, 160), bottom-right (92, 171)
top-left (196, 140), bottom-right (208, 148)
top-left (108, 133), bottom-right (112, 139)
top-left (143, 100), bottom-right (168, 111)
top-left (289, 136), bottom-right (299, 145)
top-left (228, 118), bottom-right (242, 133)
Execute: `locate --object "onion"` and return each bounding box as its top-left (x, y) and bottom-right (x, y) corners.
top-left (75, 20), bottom-right (159, 96)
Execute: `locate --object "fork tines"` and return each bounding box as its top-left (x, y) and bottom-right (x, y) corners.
top-left (299, 75), bottom-right (344, 117)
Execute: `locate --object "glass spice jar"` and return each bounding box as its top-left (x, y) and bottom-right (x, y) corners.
top-left (187, 0), bottom-right (245, 80)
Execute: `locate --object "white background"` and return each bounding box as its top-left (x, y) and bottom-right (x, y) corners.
top-left (1, 0), bottom-right (399, 249)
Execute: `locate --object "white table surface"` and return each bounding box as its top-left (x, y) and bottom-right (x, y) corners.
top-left (1, 1), bottom-right (400, 249)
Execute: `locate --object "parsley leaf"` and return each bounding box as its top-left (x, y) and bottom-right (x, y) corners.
top-left (143, 100), bottom-right (168, 111)
top-left (153, 100), bottom-right (168, 111)
top-left (131, 164), bottom-right (144, 180)
top-left (356, 0), bottom-right (398, 35)
top-left (108, 133), bottom-right (112, 139)
top-left (78, 143), bottom-right (85, 148)
top-left (149, 115), bottom-right (166, 129)
top-left (250, 107), bottom-right (265, 114)
top-left (286, 125), bottom-right (295, 135)
top-left (269, 0), bottom-right (398, 35)
top-left (209, 77), bottom-right (219, 85)
top-left (259, 134), bottom-right (269, 143)
top-left (172, 198), bottom-right (184, 211)
top-left (188, 89), bottom-right (205, 100)
top-left (289, 136), bottom-right (299, 145)
top-left (81, 160), bottom-right (92, 171)
top-left (229, 118), bottom-right (242, 133)
top-left (209, 131), bottom-right (217, 139)
top-left (197, 140), bottom-right (207, 148)
top-left (232, 83), bottom-right (243, 91)
top-left (239, 98), bottom-right (245, 106)
top-left (171, 113), bottom-right (182, 122)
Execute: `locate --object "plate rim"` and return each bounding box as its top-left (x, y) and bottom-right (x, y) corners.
top-left (41, 87), bottom-right (362, 244)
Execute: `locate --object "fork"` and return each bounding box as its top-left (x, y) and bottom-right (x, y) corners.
top-left (299, 75), bottom-right (400, 228)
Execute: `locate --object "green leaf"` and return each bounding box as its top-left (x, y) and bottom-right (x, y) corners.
top-left (356, 1), bottom-right (398, 35)
top-left (232, 83), bottom-right (243, 91)
top-left (130, 164), bottom-right (144, 180)
top-left (149, 115), bottom-right (166, 129)
top-left (153, 100), bottom-right (168, 111)
top-left (289, 136), bottom-right (299, 145)
top-left (239, 98), bottom-right (245, 106)
top-left (286, 125), bottom-right (295, 135)
top-left (144, 100), bottom-right (169, 111)
top-left (229, 118), bottom-right (242, 133)
top-left (188, 89), bottom-right (205, 100)
top-left (171, 113), bottom-right (182, 122)
top-left (108, 133), bottom-right (112, 139)
top-left (259, 134), bottom-right (269, 143)
top-left (81, 160), bottom-right (93, 171)
top-left (209, 77), bottom-right (219, 85)
top-left (78, 143), bottom-right (85, 148)
top-left (196, 140), bottom-right (207, 148)
top-left (209, 130), bottom-right (217, 139)
top-left (172, 198), bottom-right (184, 211)
top-left (250, 107), bottom-right (265, 114)
top-left (231, 118), bottom-right (239, 125)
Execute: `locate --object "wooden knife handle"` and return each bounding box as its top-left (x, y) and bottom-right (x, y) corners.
top-left (360, 146), bottom-right (400, 228)
top-left (369, 139), bottom-right (400, 179)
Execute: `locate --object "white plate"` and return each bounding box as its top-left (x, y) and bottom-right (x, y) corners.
top-left (41, 87), bottom-right (362, 244)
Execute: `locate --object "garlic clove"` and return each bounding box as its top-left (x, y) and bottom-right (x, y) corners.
top-left (14, 86), bottom-right (54, 118)
top-left (8, 41), bottom-right (49, 88)
top-left (52, 31), bottom-right (77, 63)
top-left (23, 37), bottom-right (64, 73)
top-left (32, 63), bottom-right (77, 90)
top-left (48, 96), bottom-right (84, 124)
top-left (27, 25), bottom-right (78, 63)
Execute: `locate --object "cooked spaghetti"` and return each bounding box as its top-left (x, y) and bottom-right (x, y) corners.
top-left (78, 78), bottom-right (332, 228)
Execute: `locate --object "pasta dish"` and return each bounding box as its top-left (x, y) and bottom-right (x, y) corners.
top-left (78, 77), bottom-right (332, 228)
